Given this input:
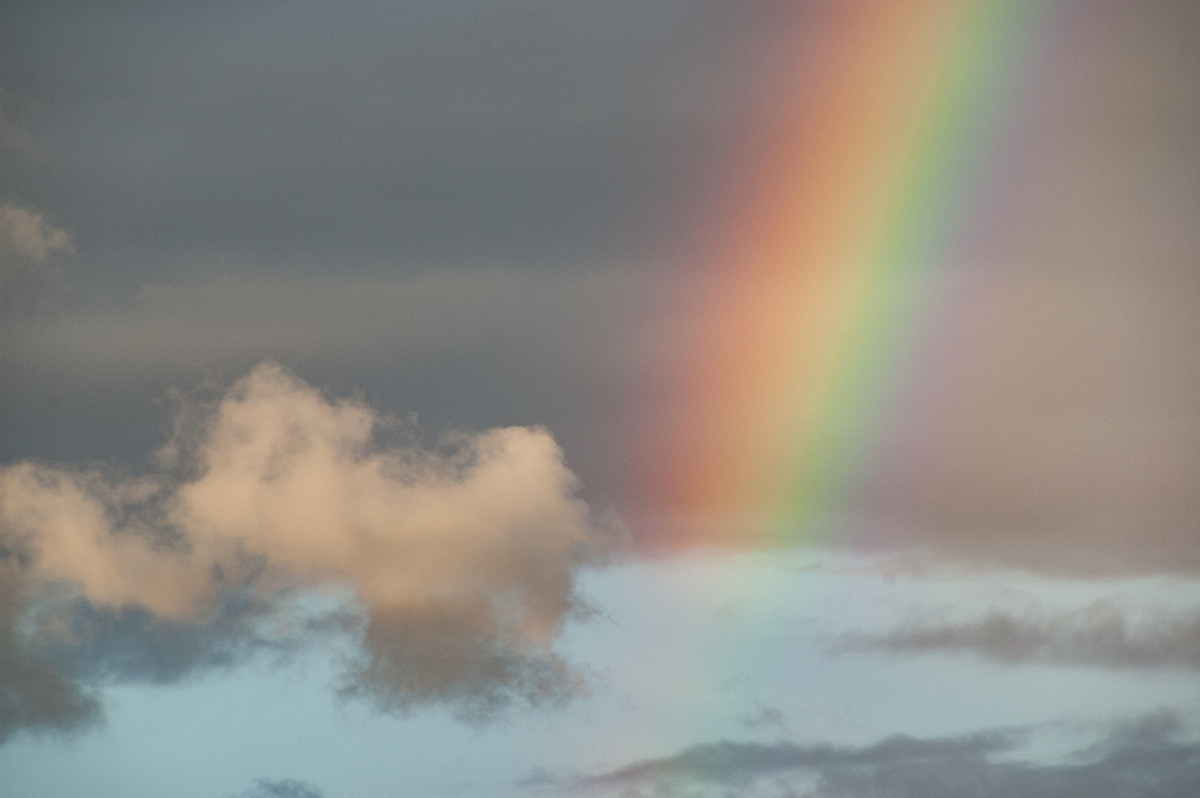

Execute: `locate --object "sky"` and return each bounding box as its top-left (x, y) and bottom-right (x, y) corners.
top-left (1, 1), bottom-right (1199, 797)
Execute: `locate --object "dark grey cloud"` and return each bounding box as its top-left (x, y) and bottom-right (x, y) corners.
top-left (0, 516), bottom-right (330, 742)
top-left (236, 778), bottom-right (325, 798)
top-left (835, 601), bottom-right (1200, 670)
top-left (0, 268), bottom-right (656, 504)
top-left (0, 0), bottom-right (793, 288)
top-left (34, 591), bottom-right (307, 686)
top-left (585, 731), bottom-right (1019, 792)
top-left (739, 703), bottom-right (790, 734)
top-left (340, 599), bottom-right (586, 724)
top-left (0, 0), bottom-right (793, 492)
top-left (0, 566), bottom-right (100, 744)
top-left (575, 712), bottom-right (1200, 798)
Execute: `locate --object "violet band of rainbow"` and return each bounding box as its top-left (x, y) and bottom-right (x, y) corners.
top-left (642, 0), bottom-right (1042, 547)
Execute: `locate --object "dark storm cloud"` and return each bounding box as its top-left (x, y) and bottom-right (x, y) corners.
top-left (0, 0), bottom-right (791, 286)
top-left (0, 267), bottom-right (659, 513)
top-left (835, 601), bottom-right (1200, 670)
top-left (575, 712), bottom-right (1200, 798)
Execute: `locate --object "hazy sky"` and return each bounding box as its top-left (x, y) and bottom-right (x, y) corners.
top-left (2, 2), bottom-right (1199, 797)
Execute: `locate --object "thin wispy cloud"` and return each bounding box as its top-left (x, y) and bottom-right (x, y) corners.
top-left (234, 778), bottom-right (326, 798)
top-left (835, 601), bottom-right (1200, 670)
top-left (582, 731), bottom-right (1019, 793)
top-left (571, 712), bottom-right (1200, 798)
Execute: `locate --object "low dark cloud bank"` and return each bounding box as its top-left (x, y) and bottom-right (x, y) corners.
top-left (836, 601), bottom-right (1200, 670)
top-left (573, 712), bottom-right (1200, 798)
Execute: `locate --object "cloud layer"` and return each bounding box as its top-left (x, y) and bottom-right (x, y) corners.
top-left (836, 601), bottom-right (1200, 670)
top-left (0, 362), bottom-right (605, 740)
top-left (575, 712), bottom-right (1200, 798)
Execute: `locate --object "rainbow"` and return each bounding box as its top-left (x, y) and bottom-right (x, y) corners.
top-left (639, 0), bottom-right (1042, 548)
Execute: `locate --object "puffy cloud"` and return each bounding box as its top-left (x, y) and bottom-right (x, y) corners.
top-left (573, 712), bottom-right (1200, 798)
top-left (835, 601), bottom-right (1200, 670)
top-left (0, 362), bottom-right (607, 740)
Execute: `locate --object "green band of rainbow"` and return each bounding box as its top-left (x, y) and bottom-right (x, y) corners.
top-left (644, 0), bottom-right (1041, 547)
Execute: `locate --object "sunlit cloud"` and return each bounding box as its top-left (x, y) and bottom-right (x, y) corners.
top-left (0, 362), bottom-right (610, 739)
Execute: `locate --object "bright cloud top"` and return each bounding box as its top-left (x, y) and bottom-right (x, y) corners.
top-left (0, 362), bottom-right (605, 738)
